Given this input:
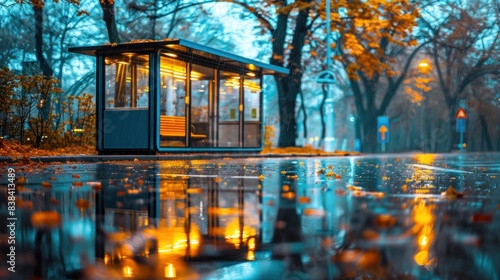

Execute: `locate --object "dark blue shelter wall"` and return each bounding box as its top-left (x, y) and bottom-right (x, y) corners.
top-left (103, 109), bottom-right (149, 149)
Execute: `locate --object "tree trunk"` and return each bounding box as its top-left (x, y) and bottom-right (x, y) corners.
top-left (54, 100), bottom-right (62, 131)
top-left (448, 106), bottom-right (458, 152)
top-left (19, 119), bottom-right (25, 144)
top-left (276, 75), bottom-right (297, 147)
top-left (479, 114), bottom-right (492, 151)
top-left (34, 7), bottom-right (53, 78)
top-left (1, 115), bottom-right (7, 138)
top-left (361, 114), bottom-right (378, 153)
top-left (34, 6), bottom-right (54, 124)
top-left (355, 117), bottom-right (362, 151)
top-left (100, 0), bottom-right (120, 43)
top-left (271, 1), bottom-right (312, 147)
top-left (299, 91), bottom-right (308, 144)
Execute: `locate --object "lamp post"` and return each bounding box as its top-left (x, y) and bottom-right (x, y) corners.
top-left (417, 59), bottom-right (431, 151)
top-left (317, 0), bottom-right (336, 152)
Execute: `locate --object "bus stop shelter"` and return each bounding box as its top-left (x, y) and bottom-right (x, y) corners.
top-left (69, 38), bottom-right (289, 153)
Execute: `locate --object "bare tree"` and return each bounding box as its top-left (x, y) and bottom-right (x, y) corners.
top-left (419, 0), bottom-right (500, 150)
top-left (228, 0), bottom-right (420, 149)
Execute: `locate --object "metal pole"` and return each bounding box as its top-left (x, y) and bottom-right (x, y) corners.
top-left (326, 0), bottom-right (331, 70)
top-left (323, 0), bottom-right (335, 152)
top-left (460, 132), bottom-right (464, 150)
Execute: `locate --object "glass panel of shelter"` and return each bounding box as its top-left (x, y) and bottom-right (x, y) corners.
top-left (158, 52), bottom-right (261, 149)
top-left (159, 55), bottom-right (187, 147)
top-left (190, 64), bottom-right (214, 147)
top-left (243, 76), bottom-right (261, 147)
top-left (104, 54), bottom-right (149, 109)
top-left (218, 71), bottom-right (241, 147)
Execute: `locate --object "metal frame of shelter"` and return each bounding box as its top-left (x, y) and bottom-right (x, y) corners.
top-left (69, 38), bottom-right (289, 154)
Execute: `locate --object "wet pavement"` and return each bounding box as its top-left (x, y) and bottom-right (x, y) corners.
top-left (1, 152), bottom-right (500, 279)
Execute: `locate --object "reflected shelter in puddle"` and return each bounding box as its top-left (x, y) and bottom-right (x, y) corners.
top-left (94, 162), bottom-right (263, 278)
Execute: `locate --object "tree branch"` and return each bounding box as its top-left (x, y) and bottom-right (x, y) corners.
top-left (225, 0), bottom-right (275, 34)
top-left (378, 41), bottom-right (431, 115)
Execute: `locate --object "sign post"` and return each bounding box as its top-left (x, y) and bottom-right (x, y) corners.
top-left (377, 116), bottom-right (389, 152)
top-left (455, 107), bottom-right (467, 150)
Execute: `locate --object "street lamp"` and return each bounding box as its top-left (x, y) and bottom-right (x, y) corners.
top-left (416, 59), bottom-right (432, 151)
top-left (316, 0), bottom-right (336, 152)
top-left (417, 60), bottom-right (431, 75)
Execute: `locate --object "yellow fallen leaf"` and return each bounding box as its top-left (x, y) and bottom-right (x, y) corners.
top-left (441, 186), bottom-right (463, 198)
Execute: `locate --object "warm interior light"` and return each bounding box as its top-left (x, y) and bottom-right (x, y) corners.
top-left (224, 218), bottom-right (256, 249)
top-left (248, 237), bottom-right (255, 250)
top-left (164, 263), bottom-right (176, 278)
top-left (165, 53), bottom-right (178, 58)
top-left (159, 65), bottom-right (203, 82)
top-left (223, 78), bottom-right (261, 92)
top-left (123, 266), bottom-right (133, 277)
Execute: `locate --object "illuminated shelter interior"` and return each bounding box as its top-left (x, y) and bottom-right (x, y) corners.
top-left (69, 38), bottom-right (288, 153)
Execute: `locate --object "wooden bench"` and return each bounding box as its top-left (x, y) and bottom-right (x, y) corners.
top-left (160, 116), bottom-right (206, 139)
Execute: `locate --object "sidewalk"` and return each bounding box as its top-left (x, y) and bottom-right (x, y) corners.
top-left (0, 140), bottom-right (358, 164)
top-left (0, 151), bottom-right (358, 164)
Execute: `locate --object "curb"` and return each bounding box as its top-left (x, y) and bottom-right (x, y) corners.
top-left (0, 152), bottom-right (359, 164)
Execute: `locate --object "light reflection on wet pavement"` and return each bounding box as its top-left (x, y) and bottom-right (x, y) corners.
top-left (1, 153), bottom-right (500, 279)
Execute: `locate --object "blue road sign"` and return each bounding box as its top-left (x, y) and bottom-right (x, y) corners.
top-left (354, 138), bottom-right (361, 152)
top-left (377, 116), bottom-right (390, 143)
top-left (456, 118), bottom-right (466, 133)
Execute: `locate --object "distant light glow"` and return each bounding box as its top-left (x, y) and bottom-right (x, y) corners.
top-left (414, 250), bottom-right (429, 266)
top-left (418, 62), bottom-right (429, 68)
top-left (419, 235), bottom-right (429, 247)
